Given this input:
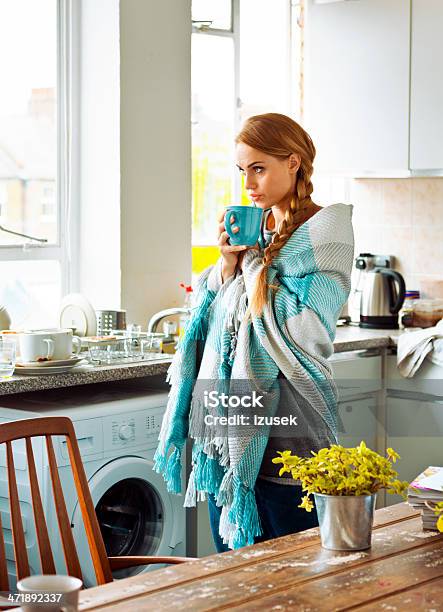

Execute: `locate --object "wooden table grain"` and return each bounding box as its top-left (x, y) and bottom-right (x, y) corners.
top-left (78, 504), bottom-right (443, 611)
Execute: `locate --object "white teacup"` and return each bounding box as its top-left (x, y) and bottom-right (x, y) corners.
top-left (16, 574), bottom-right (82, 612)
top-left (19, 329), bottom-right (82, 363)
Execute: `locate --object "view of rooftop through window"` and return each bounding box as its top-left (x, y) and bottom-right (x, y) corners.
top-left (0, 0), bottom-right (57, 247)
top-left (0, 0), bottom-right (59, 329)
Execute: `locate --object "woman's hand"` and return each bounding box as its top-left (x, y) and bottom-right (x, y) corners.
top-left (217, 210), bottom-right (247, 282)
top-left (238, 242), bottom-right (260, 272)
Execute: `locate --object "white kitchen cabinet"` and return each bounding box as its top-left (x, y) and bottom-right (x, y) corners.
top-left (386, 395), bottom-right (443, 505)
top-left (329, 350), bottom-right (443, 509)
top-left (337, 396), bottom-right (378, 451)
top-left (330, 351), bottom-right (382, 400)
top-left (386, 353), bottom-right (443, 398)
top-left (304, 0), bottom-right (410, 175)
top-left (330, 350), bottom-right (382, 452)
top-left (409, 0), bottom-right (443, 170)
top-left (385, 353), bottom-right (443, 505)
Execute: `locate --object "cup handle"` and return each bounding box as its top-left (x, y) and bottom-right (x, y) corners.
top-left (72, 336), bottom-right (82, 356)
top-left (43, 338), bottom-right (55, 359)
top-left (224, 211), bottom-right (237, 236)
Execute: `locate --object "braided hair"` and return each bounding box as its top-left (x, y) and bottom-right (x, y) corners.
top-left (235, 113), bottom-right (317, 317)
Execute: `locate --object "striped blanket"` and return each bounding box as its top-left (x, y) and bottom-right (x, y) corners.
top-left (154, 203), bottom-right (354, 549)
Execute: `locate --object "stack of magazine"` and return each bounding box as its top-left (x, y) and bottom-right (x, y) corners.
top-left (408, 466), bottom-right (443, 530)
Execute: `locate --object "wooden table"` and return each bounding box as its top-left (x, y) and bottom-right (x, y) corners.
top-left (78, 504), bottom-right (443, 611)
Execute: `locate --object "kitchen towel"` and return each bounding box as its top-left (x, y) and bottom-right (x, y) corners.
top-left (397, 319), bottom-right (443, 377)
top-left (153, 203), bottom-right (354, 550)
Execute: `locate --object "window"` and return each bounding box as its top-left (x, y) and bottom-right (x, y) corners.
top-left (192, 0), bottom-right (233, 31)
top-left (239, 0), bottom-right (294, 120)
top-left (0, 183), bottom-right (6, 218)
top-left (191, 33), bottom-right (236, 246)
top-left (0, 0), bottom-right (79, 329)
top-left (191, 0), bottom-right (298, 279)
top-left (41, 184), bottom-right (56, 221)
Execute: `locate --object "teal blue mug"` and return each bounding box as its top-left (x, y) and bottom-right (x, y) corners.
top-left (224, 205), bottom-right (264, 246)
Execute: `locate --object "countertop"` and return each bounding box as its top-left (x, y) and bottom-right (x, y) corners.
top-left (333, 324), bottom-right (402, 352)
top-left (76, 503), bottom-right (443, 611)
top-left (0, 325), bottom-right (401, 397)
top-left (0, 358), bottom-right (172, 396)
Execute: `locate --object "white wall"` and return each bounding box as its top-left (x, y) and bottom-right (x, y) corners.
top-left (120, 0), bottom-right (192, 327)
top-left (79, 0), bottom-right (192, 326)
top-left (79, 0), bottom-right (121, 310)
top-left (312, 175), bottom-right (443, 292)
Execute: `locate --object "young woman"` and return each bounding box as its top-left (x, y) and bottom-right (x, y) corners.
top-left (154, 113), bottom-right (354, 552)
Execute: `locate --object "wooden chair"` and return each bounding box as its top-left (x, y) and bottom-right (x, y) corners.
top-left (0, 416), bottom-right (196, 590)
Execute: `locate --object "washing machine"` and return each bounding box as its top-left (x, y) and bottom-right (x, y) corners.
top-left (0, 381), bottom-right (186, 588)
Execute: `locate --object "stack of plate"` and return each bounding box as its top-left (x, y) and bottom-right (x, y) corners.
top-left (14, 356), bottom-right (87, 376)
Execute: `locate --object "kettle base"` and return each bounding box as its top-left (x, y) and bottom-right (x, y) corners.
top-left (359, 315), bottom-right (399, 329)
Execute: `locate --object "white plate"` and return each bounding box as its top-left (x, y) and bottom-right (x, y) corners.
top-left (16, 356), bottom-right (85, 368)
top-left (14, 361), bottom-right (88, 375)
top-left (59, 293), bottom-right (97, 337)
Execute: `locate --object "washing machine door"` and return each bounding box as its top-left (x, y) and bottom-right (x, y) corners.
top-left (71, 456), bottom-right (180, 587)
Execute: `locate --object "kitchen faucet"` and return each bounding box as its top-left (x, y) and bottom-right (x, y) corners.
top-left (147, 308), bottom-right (191, 333)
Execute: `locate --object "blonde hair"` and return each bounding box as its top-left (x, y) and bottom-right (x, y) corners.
top-left (235, 113), bottom-right (317, 317)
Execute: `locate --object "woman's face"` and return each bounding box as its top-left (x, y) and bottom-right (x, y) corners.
top-left (235, 142), bottom-right (300, 210)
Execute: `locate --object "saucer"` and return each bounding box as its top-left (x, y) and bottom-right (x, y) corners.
top-left (15, 356), bottom-right (85, 368)
top-left (14, 360), bottom-right (88, 376)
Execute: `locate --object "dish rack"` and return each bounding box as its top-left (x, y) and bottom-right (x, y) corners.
top-left (81, 331), bottom-right (167, 366)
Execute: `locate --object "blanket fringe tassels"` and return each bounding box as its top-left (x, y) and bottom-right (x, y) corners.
top-left (184, 467), bottom-right (196, 507)
top-left (178, 287), bottom-right (215, 345)
top-left (153, 284), bottom-right (216, 494)
top-left (164, 446), bottom-right (182, 494)
top-left (185, 457), bottom-right (262, 549)
top-left (184, 445), bottom-right (225, 507)
top-left (228, 477), bottom-right (262, 548)
top-left (214, 471), bottom-right (263, 549)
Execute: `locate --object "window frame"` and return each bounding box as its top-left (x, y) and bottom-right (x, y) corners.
top-left (192, 0), bottom-right (240, 37)
top-left (192, 0), bottom-right (241, 204)
top-left (0, 0), bottom-right (80, 297)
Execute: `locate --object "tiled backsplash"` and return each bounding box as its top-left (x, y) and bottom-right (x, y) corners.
top-left (313, 176), bottom-right (443, 292)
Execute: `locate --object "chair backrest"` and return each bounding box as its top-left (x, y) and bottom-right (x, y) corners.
top-left (0, 416), bottom-right (113, 589)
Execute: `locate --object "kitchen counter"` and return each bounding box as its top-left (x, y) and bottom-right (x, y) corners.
top-left (333, 324), bottom-right (402, 352)
top-left (0, 358), bottom-right (172, 396)
top-left (0, 326), bottom-right (401, 397)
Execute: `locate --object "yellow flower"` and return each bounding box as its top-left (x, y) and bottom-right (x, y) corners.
top-left (272, 443), bottom-right (405, 508)
top-left (434, 502), bottom-right (443, 532)
top-left (298, 495), bottom-right (314, 513)
top-left (386, 448), bottom-right (401, 463)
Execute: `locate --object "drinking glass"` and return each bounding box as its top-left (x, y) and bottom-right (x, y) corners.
top-left (141, 335), bottom-right (163, 359)
top-left (0, 337), bottom-right (16, 378)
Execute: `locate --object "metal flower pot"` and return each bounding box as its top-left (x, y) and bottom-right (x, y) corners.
top-left (314, 492), bottom-right (377, 551)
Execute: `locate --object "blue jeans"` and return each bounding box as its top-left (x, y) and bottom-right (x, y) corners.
top-left (208, 478), bottom-right (319, 552)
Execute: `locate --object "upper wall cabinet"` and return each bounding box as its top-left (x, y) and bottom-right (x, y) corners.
top-left (410, 0), bottom-right (443, 171)
top-left (304, 0), bottom-right (443, 176)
